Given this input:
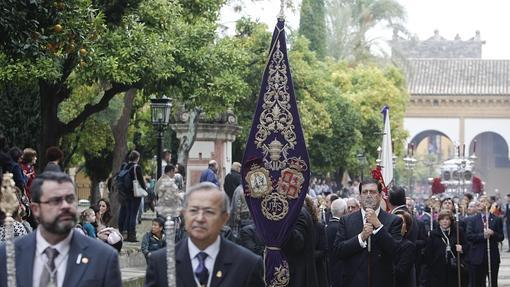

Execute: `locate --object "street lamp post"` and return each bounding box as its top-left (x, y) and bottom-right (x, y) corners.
top-left (403, 144), bottom-right (417, 196)
top-left (357, 152), bottom-right (367, 181)
top-left (150, 96), bottom-right (172, 180)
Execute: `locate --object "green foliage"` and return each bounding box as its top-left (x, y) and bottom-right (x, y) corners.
top-left (0, 83), bottom-right (40, 149)
top-left (298, 0), bottom-right (327, 59)
top-left (288, 35), bottom-right (332, 142)
top-left (325, 0), bottom-right (406, 60)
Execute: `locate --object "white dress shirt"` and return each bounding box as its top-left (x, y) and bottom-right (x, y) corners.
top-left (358, 207), bottom-right (384, 248)
top-left (188, 236), bottom-right (221, 287)
top-left (33, 228), bottom-right (73, 287)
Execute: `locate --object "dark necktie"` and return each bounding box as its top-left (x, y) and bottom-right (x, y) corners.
top-left (40, 247), bottom-right (59, 287)
top-left (195, 252), bottom-right (209, 286)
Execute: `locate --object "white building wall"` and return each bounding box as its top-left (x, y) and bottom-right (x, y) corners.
top-left (465, 118), bottom-right (510, 158)
top-left (404, 117), bottom-right (460, 144)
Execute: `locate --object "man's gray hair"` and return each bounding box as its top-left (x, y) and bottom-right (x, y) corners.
top-left (331, 198), bottom-right (347, 217)
top-left (183, 182), bottom-right (230, 214)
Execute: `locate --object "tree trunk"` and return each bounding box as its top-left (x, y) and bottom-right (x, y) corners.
top-left (109, 88), bottom-right (137, 228)
top-left (176, 108), bottom-right (202, 167)
top-left (89, 175), bottom-right (101, 205)
top-left (38, 81), bottom-right (61, 172)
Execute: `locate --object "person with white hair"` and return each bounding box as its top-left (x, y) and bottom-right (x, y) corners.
top-left (199, 160), bottom-right (219, 187)
top-left (326, 198), bottom-right (347, 287)
top-left (346, 197), bottom-right (360, 214)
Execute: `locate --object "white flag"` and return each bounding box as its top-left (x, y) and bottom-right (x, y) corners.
top-left (381, 106), bottom-right (393, 187)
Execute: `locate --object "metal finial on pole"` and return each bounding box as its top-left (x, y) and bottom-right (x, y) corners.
top-left (277, 0), bottom-right (285, 20)
top-left (1, 173), bottom-right (18, 287)
top-left (155, 178), bottom-right (183, 287)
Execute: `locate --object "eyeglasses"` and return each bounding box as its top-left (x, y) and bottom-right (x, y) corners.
top-left (37, 194), bottom-right (76, 207)
top-left (186, 207), bottom-right (220, 218)
top-left (361, 189), bottom-right (379, 196)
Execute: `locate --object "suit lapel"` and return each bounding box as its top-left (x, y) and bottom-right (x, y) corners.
top-left (378, 209), bottom-right (388, 225)
top-left (62, 232), bottom-right (90, 286)
top-left (352, 210), bottom-right (363, 236)
top-left (175, 240), bottom-right (196, 286)
top-left (210, 239), bottom-right (232, 287)
top-left (15, 232), bottom-right (36, 287)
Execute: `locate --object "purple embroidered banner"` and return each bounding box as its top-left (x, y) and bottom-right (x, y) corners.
top-left (241, 18), bottom-right (310, 286)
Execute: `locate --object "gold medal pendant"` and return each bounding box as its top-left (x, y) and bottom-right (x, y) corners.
top-left (47, 278), bottom-right (56, 287)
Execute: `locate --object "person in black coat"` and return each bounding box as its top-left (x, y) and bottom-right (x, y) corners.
top-left (393, 210), bottom-right (416, 287)
top-left (304, 197), bottom-right (329, 287)
top-left (333, 178), bottom-right (402, 287)
top-left (424, 210), bottom-right (467, 287)
top-left (282, 206), bottom-right (319, 287)
top-left (223, 162), bottom-right (242, 200)
top-left (504, 194), bottom-right (510, 252)
top-left (466, 197), bottom-right (504, 287)
top-left (326, 198), bottom-right (347, 287)
top-left (118, 150), bottom-right (147, 242)
top-left (239, 223), bottom-right (265, 257)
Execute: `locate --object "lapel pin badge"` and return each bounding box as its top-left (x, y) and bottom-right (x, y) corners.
top-left (76, 253), bottom-right (82, 264)
top-left (216, 271), bottom-right (222, 278)
top-left (81, 257), bottom-right (89, 264)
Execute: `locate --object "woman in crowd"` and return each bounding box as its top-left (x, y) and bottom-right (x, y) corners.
top-left (424, 210), bottom-right (466, 287)
top-left (393, 210), bottom-right (416, 287)
top-left (97, 198), bottom-right (112, 229)
top-left (304, 196), bottom-right (328, 287)
top-left (20, 148), bottom-right (37, 199)
top-left (92, 205), bottom-right (123, 252)
top-left (141, 217), bottom-right (166, 262)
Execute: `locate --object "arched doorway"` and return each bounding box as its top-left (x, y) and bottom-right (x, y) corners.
top-left (410, 130), bottom-right (454, 161)
top-left (469, 132), bottom-right (510, 194)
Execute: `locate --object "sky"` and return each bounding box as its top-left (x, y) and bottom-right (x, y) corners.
top-left (220, 0), bottom-right (510, 59)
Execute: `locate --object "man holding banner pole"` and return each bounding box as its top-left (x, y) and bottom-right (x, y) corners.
top-left (333, 178), bottom-right (402, 287)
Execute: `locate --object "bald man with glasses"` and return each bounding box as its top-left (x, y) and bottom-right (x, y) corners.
top-left (0, 172), bottom-right (122, 287)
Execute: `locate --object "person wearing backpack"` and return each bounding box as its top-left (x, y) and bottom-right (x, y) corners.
top-left (118, 150), bottom-right (147, 242)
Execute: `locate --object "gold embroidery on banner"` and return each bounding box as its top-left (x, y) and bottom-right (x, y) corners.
top-left (245, 165), bottom-right (272, 198)
top-left (261, 193), bottom-right (288, 221)
top-left (255, 40), bottom-right (297, 170)
top-left (268, 261), bottom-right (290, 287)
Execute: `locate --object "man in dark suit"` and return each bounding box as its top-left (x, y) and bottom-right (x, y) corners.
top-left (388, 186), bottom-right (427, 287)
top-left (505, 194), bottom-right (510, 252)
top-left (333, 178), bottom-right (402, 287)
top-left (466, 197), bottom-right (504, 287)
top-left (327, 198), bottom-right (347, 287)
top-left (0, 172), bottom-right (122, 287)
top-left (145, 182), bottom-right (264, 287)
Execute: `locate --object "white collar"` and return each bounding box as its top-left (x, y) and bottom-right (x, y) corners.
top-left (188, 235), bottom-right (221, 260)
top-left (361, 206), bottom-right (381, 218)
top-left (36, 228), bottom-right (73, 258)
top-left (391, 205), bottom-right (407, 214)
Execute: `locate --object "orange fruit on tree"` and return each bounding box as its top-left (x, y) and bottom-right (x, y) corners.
top-left (54, 24), bottom-right (63, 33)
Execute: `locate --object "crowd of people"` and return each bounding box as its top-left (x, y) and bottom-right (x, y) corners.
top-left (0, 133), bottom-right (508, 287)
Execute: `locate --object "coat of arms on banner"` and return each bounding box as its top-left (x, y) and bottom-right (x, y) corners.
top-left (245, 164), bottom-right (272, 198)
top-left (277, 157), bottom-right (307, 199)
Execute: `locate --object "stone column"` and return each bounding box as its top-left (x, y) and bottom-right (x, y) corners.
top-left (171, 122), bottom-right (241, 190)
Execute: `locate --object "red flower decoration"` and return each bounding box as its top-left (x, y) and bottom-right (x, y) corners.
top-left (472, 176), bottom-right (483, 193)
top-left (431, 177), bottom-right (445, 194)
